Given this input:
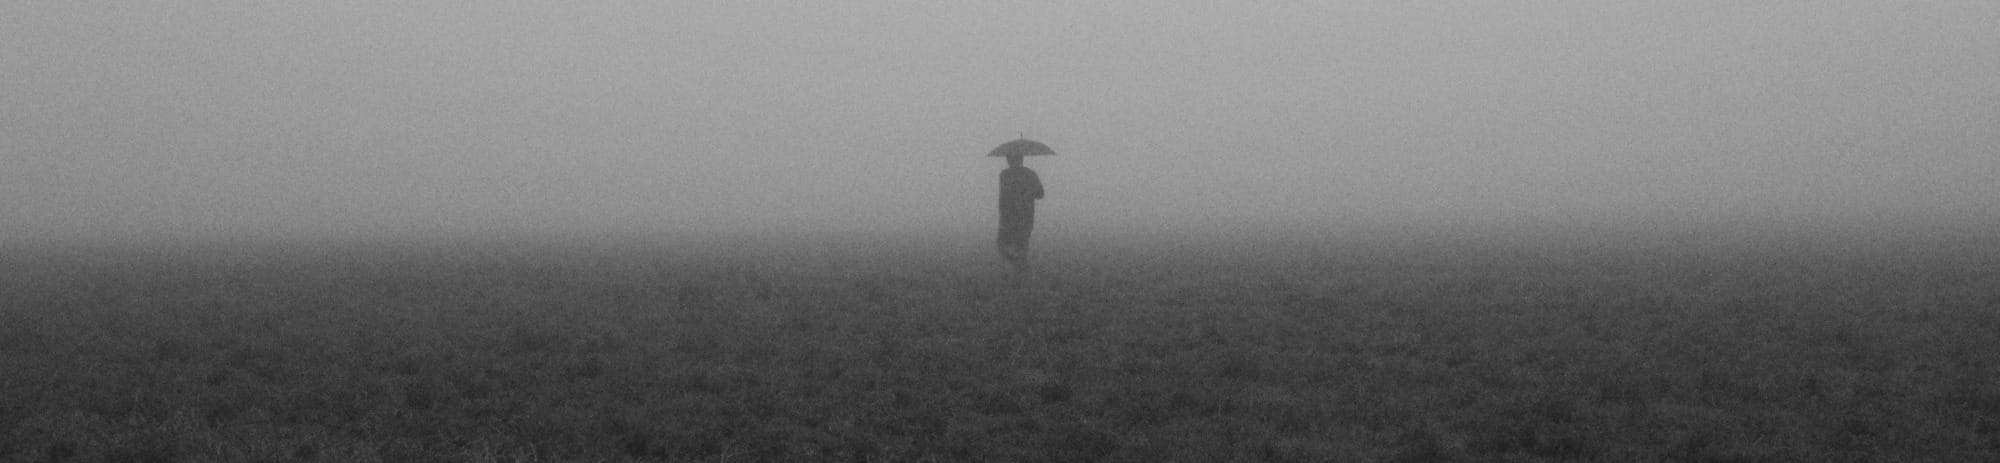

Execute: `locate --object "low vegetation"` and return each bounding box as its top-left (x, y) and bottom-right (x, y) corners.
top-left (2, 232), bottom-right (1997, 461)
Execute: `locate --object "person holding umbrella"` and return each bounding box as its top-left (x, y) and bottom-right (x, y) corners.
top-left (989, 138), bottom-right (1051, 272)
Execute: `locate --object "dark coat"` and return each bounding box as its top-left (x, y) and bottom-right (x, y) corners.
top-left (998, 167), bottom-right (1043, 239)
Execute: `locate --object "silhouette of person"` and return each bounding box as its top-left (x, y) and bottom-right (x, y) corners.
top-left (997, 154), bottom-right (1044, 271)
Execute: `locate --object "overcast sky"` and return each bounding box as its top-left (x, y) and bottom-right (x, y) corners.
top-left (5, 1), bottom-right (1997, 243)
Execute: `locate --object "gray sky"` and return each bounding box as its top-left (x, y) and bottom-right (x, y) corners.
top-left (6, 1), bottom-right (1998, 243)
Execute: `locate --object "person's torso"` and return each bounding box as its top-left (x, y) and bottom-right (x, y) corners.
top-left (999, 167), bottom-right (1040, 203)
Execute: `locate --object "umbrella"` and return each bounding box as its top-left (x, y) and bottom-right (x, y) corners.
top-left (986, 138), bottom-right (1056, 157)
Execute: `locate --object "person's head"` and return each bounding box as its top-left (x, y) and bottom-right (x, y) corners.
top-left (1005, 154), bottom-right (1024, 167)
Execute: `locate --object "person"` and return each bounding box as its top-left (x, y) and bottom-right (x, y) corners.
top-left (997, 153), bottom-right (1044, 271)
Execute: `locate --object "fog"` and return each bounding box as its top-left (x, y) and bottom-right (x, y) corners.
top-left (6, 1), bottom-right (1998, 246)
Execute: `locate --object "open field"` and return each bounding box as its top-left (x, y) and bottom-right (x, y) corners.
top-left (3, 230), bottom-right (1999, 462)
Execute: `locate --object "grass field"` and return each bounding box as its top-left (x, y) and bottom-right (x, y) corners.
top-left (2, 229), bottom-right (1998, 462)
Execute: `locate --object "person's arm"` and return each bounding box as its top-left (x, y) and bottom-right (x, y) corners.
top-left (1028, 171), bottom-right (1044, 200)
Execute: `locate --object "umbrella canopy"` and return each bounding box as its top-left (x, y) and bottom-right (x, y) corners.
top-left (986, 138), bottom-right (1056, 157)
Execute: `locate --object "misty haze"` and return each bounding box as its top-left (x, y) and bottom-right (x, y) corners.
top-left (4, 1), bottom-right (1999, 461)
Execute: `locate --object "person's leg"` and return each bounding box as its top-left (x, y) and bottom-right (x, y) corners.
top-left (997, 228), bottom-right (1028, 270)
top-left (996, 241), bottom-right (1018, 263)
top-left (1015, 227), bottom-right (1032, 270)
